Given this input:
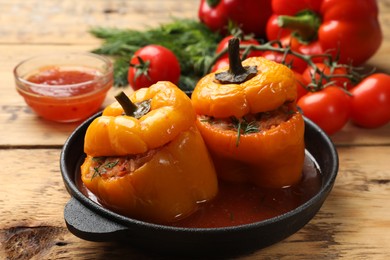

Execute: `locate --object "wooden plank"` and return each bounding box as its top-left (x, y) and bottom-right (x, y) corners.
top-left (1, 0), bottom-right (390, 259)
top-left (331, 122), bottom-right (390, 146)
top-left (0, 146), bottom-right (389, 259)
top-left (1, 0), bottom-right (390, 45)
top-left (0, 0), bottom-right (198, 44)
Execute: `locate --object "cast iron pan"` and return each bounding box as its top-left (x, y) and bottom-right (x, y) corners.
top-left (60, 112), bottom-right (338, 257)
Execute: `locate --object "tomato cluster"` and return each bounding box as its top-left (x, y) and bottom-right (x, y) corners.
top-left (297, 70), bottom-right (390, 135)
top-left (195, 0), bottom-right (388, 135)
top-left (210, 36), bottom-right (390, 135)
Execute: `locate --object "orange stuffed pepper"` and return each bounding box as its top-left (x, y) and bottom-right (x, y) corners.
top-left (81, 81), bottom-right (218, 224)
top-left (192, 38), bottom-right (305, 188)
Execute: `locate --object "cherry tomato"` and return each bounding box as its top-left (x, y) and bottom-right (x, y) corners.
top-left (297, 41), bottom-right (325, 63)
top-left (302, 63), bottom-right (353, 90)
top-left (224, 0), bottom-right (272, 38)
top-left (262, 51), bottom-right (307, 73)
top-left (198, 0), bottom-right (272, 38)
top-left (128, 45), bottom-right (181, 90)
top-left (198, 0), bottom-right (228, 33)
top-left (216, 36), bottom-right (262, 59)
top-left (297, 86), bottom-right (351, 135)
top-left (349, 73), bottom-right (390, 128)
top-left (266, 14), bottom-right (290, 41)
top-left (211, 57), bottom-right (230, 72)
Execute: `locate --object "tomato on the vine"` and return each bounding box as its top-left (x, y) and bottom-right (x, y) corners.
top-left (302, 63), bottom-right (353, 90)
top-left (349, 73), bottom-right (390, 128)
top-left (262, 51), bottom-right (307, 73)
top-left (216, 36), bottom-right (262, 59)
top-left (128, 45), bottom-right (181, 90)
top-left (297, 86), bottom-right (351, 135)
top-left (211, 57), bottom-right (230, 72)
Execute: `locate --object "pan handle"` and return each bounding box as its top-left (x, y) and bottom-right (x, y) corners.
top-left (64, 197), bottom-right (128, 242)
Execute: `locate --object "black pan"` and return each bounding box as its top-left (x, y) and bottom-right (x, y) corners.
top-left (60, 112), bottom-right (338, 257)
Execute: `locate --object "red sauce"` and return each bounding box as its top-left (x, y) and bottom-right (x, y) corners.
top-left (17, 66), bottom-right (112, 122)
top-left (76, 152), bottom-right (321, 228)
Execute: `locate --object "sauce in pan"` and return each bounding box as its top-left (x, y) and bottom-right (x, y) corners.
top-left (76, 151), bottom-right (322, 228)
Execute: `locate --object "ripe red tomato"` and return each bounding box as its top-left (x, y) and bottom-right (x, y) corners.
top-left (302, 63), bottom-right (353, 90)
top-left (266, 14), bottom-right (290, 41)
top-left (198, 0), bottom-right (272, 38)
top-left (216, 36), bottom-right (262, 59)
top-left (349, 73), bottom-right (390, 128)
top-left (198, 0), bottom-right (228, 33)
top-left (128, 45), bottom-right (181, 90)
top-left (211, 57), bottom-right (230, 72)
top-left (262, 51), bottom-right (307, 73)
top-left (298, 86), bottom-right (351, 135)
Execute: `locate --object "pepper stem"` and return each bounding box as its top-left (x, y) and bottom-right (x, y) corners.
top-left (215, 38), bottom-right (258, 84)
top-left (115, 91), bottom-right (151, 119)
top-left (277, 10), bottom-right (321, 43)
top-left (228, 38), bottom-right (247, 75)
top-left (115, 92), bottom-right (137, 116)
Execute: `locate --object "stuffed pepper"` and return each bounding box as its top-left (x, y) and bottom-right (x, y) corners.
top-left (81, 81), bottom-right (218, 224)
top-left (192, 38), bottom-right (305, 188)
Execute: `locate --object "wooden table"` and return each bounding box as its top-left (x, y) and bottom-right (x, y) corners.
top-left (1, 1), bottom-right (389, 259)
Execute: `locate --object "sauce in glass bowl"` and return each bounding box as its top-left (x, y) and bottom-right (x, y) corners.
top-left (14, 53), bottom-right (113, 123)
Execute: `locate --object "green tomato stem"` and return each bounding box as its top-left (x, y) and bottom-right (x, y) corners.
top-left (206, 0), bottom-right (220, 7)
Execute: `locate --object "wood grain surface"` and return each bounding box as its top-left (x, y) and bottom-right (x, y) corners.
top-left (1, 0), bottom-right (390, 259)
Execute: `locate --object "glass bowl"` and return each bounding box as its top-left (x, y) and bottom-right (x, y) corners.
top-left (14, 53), bottom-right (113, 123)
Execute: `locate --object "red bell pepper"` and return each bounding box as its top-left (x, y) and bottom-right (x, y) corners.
top-left (198, 0), bottom-right (273, 38)
top-left (266, 0), bottom-right (382, 65)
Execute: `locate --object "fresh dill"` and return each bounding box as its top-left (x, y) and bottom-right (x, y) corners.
top-left (91, 166), bottom-right (102, 180)
top-left (104, 160), bottom-right (119, 169)
top-left (90, 19), bottom-right (222, 91)
top-left (231, 117), bottom-right (260, 146)
top-left (90, 158), bottom-right (119, 180)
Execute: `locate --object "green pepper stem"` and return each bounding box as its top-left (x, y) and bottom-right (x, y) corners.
top-left (115, 91), bottom-right (137, 116)
top-left (278, 10), bottom-right (321, 42)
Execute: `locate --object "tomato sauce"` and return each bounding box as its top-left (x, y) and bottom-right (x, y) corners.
top-left (17, 66), bottom-right (112, 122)
top-left (76, 151), bottom-right (321, 228)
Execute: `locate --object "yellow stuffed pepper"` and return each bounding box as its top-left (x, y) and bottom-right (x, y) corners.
top-left (192, 38), bottom-right (305, 188)
top-left (81, 81), bottom-right (218, 224)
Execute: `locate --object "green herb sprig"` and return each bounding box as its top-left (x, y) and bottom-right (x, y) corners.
top-left (90, 157), bottom-right (119, 180)
top-left (231, 117), bottom-right (260, 147)
top-left (90, 19), bottom-right (222, 91)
